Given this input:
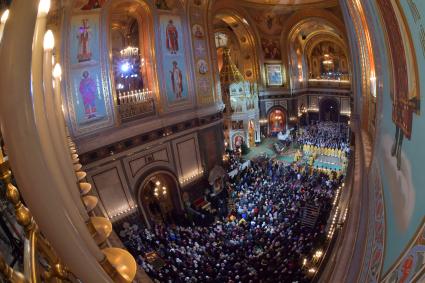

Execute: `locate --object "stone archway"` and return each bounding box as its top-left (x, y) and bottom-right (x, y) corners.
top-left (319, 98), bottom-right (339, 122)
top-left (136, 170), bottom-right (183, 228)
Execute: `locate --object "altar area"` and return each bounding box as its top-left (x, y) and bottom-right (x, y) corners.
top-left (242, 138), bottom-right (348, 174)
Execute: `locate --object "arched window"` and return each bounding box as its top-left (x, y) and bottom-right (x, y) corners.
top-left (108, 1), bottom-right (156, 122)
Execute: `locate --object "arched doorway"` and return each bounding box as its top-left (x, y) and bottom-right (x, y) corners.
top-left (268, 108), bottom-right (286, 134)
top-left (137, 171), bottom-right (183, 227)
top-left (320, 98), bottom-right (339, 122)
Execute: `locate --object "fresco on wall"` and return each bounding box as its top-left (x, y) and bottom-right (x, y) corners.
top-left (66, 13), bottom-right (114, 136)
top-left (252, 12), bottom-right (284, 36)
top-left (160, 15), bottom-right (188, 103)
top-left (192, 24), bottom-right (204, 38)
top-left (261, 38), bottom-right (281, 60)
top-left (371, 0), bottom-right (425, 276)
top-left (74, 0), bottom-right (105, 11)
top-left (156, 0), bottom-right (170, 10)
top-left (70, 14), bottom-right (100, 65)
top-left (265, 64), bottom-right (283, 86)
top-left (70, 66), bottom-right (107, 126)
top-left (189, 0), bottom-right (214, 104)
top-left (233, 134), bottom-right (244, 148)
top-left (382, 224), bottom-right (425, 283)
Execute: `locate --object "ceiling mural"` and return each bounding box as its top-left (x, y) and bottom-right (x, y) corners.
top-left (241, 0), bottom-right (338, 8)
top-left (261, 37), bottom-right (282, 60)
top-left (73, 0), bottom-right (106, 11)
top-left (243, 0), bottom-right (328, 3)
top-left (251, 12), bottom-right (287, 36)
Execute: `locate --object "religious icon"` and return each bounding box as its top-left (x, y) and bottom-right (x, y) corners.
top-left (170, 61), bottom-right (183, 99)
top-left (261, 38), bottom-right (281, 60)
top-left (80, 0), bottom-right (105, 10)
top-left (197, 59), bottom-right (208, 75)
top-left (266, 64), bottom-right (283, 86)
top-left (234, 135), bottom-right (243, 148)
top-left (266, 14), bottom-right (274, 30)
top-left (166, 20), bottom-right (179, 54)
top-left (192, 24), bottom-right (204, 38)
top-left (77, 19), bottom-right (92, 63)
top-left (155, 0), bottom-right (170, 10)
top-left (79, 71), bottom-right (97, 119)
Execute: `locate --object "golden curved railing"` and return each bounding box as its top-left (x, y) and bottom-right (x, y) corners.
top-left (0, 141), bottom-right (137, 283)
top-left (0, 161), bottom-right (71, 282)
top-left (0, 1), bottom-right (137, 281)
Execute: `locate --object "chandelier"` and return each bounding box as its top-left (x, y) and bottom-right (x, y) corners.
top-left (120, 46), bottom-right (139, 57)
top-left (153, 179), bottom-right (167, 198)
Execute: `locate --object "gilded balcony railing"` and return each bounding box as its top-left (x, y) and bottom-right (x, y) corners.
top-left (117, 89), bottom-right (156, 122)
top-left (0, 160), bottom-right (72, 282)
top-left (0, 1), bottom-right (137, 282)
top-left (0, 138), bottom-right (137, 283)
top-left (308, 79), bottom-right (351, 89)
top-left (0, 252), bottom-right (25, 283)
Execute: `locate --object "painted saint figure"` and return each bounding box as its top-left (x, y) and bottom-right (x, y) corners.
top-left (155, 0), bottom-right (170, 10)
top-left (170, 61), bottom-right (183, 99)
top-left (266, 15), bottom-right (273, 30)
top-left (234, 136), bottom-right (243, 148)
top-left (81, 0), bottom-right (105, 10)
top-left (77, 19), bottom-right (92, 62)
top-left (197, 60), bottom-right (208, 74)
top-left (193, 24), bottom-right (204, 38)
top-left (79, 71), bottom-right (97, 119)
top-left (166, 20), bottom-right (179, 54)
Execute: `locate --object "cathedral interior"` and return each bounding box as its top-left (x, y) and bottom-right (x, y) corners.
top-left (0, 0), bottom-right (424, 282)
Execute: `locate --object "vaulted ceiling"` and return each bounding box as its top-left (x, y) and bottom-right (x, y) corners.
top-left (241, 0), bottom-right (338, 8)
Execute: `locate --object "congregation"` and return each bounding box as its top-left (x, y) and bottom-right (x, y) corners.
top-left (296, 122), bottom-right (350, 153)
top-left (116, 157), bottom-right (344, 283)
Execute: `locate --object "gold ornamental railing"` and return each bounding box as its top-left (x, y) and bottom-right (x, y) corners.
top-left (0, 1), bottom-right (137, 282)
top-left (117, 90), bottom-right (156, 122)
top-left (307, 79), bottom-right (351, 89)
top-left (0, 160), bottom-right (72, 282)
top-left (0, 139), bottom-right (137, 283)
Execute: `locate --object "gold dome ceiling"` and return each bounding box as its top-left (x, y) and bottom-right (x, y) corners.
top-left (242, 0), bottom-right (337, 6)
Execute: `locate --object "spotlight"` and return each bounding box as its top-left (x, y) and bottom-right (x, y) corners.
top-left (1, 9), bottom-right (9, 24)
top-left (120, 62), bottom-right (131, 73)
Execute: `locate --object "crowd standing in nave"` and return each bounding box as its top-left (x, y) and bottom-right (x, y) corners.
top-left (296, 122), bottom-right (350, 154)
top-left (225, 148), bottom-right (244, 173)
top-left (117, 157), bottom-right (344, 283)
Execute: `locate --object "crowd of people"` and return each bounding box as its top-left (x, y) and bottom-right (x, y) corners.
top-left (296, 122), bottom-right (349, 153)
top-left (116, 157), bottom-right (343, 283)
top-left (224, 148), bottom-right (245, 173)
